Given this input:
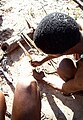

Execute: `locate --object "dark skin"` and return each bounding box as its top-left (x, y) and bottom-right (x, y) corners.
top-left (0, 59), bottom-right (41, 120)
top-left (57, 58), bottom-right (77, 82)
top-left (1, 20), bottom-right (83, 119)
top-left (11, 77), bottom-right (41, 120)
top-left (31, 19), bottom-right (83, 67)
top-left (31, 27), bottom-right (83, 95)
top-left (0, 91), bottom-right (6, 120)
top-left (0, 78), bottom-right (41, 120)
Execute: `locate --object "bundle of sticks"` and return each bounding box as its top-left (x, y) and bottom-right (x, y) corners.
top-left (17, 33), bottom-right (41, 61)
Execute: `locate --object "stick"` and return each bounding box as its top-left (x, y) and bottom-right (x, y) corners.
top-left (21, 33), bottom-right (32, 48)
top-left (73, 0), bottom-right (83, 10)
top-left (25, 19), bottom-right (32, 28)
top-left (17, 41), bottom-right (32, 60)
top-left (1, 30), bottom-right (34, 54)
top-left (22, 33), bottom-right (40, 52)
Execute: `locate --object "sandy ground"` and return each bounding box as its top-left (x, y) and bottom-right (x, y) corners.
top-left (0, 0), bottom-right (83, 120)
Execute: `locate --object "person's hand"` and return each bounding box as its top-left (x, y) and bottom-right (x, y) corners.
top-left (30, 60), bottom-right (42, 67)
top-left (33, 69), bottom-right (45, 80)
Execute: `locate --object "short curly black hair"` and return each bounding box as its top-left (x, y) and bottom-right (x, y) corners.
top-left (33, 12), bottom-right (81, 54)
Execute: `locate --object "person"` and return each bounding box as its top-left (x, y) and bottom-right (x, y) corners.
top-left (0, 91), bottom-right (6, 120)
top-left (0, 77), bottom-right (41, 120)
top-left (57, 58), bottom-right (77, 82)
top-left (30, 12), bottom-right (83, 95)
top-left (31, 12), bottom-right (83, 64)
top-left (0, 12), bottom-right (83, 119)
top-left (11, 76), bottom-right (41, 120)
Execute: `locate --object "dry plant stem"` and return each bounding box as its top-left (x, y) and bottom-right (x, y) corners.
top-left (17, 41), bottom-right (32, 60)
top-left (21, 33), bottom-right (32, 48)
top-left (22, 33), bottom-right (40, 52)
top-left (73, 0), bottom-right (83, 9)
top-left (25, 19), bottom-right (32, 28)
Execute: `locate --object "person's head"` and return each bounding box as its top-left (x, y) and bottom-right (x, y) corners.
top-left (57, 58), bottom-right (77, 81)
top-left (33, 12), bottom-right (81, 55)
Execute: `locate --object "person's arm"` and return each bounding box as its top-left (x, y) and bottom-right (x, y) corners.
top-left (31, 55), bottom-right (59, 67)
top-left (42, 75), bottom-right (65, 92)
top-left (62, 65), bottom-right (83, 94)
top-left (33, 69), bottom-right (81, 95)
top-left (62, 78), bottom-right (80, 95)
top-left (33, 69), bottom-right (65, 92)
top-left (40, 76), bottom-right (81, 95)
top-left (40, 55), bottom-right (56, 64)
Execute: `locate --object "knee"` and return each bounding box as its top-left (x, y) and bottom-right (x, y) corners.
top-left (12, 77), bottom-right (41, 120)
top-left (17, 76), bottom-right (39, 91)
top-left (15, 76), bottom-right (40, 99)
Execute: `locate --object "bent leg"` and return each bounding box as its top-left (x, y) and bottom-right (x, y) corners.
top-left (0, 91), bottom-right (6, 120)
top-left (11, 76), bottom-right (41, 120)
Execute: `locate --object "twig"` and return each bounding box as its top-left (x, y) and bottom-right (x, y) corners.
top-left (50, 60), bottom-right (57, 71)
top-left (73, 0), bottom-right (83, 10)
top-left (21, 33), bottom-right (32, 48)
top-left (51, 59), bottom-right (57, 64)
top-left (21, 33), bottom-right (40, 52)
top-left (40, 2), bottom-right (47, 15)
top-left (17, 41), bottom-right (32, 60)
top-left (25, 19), bottom-right (32, 28)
